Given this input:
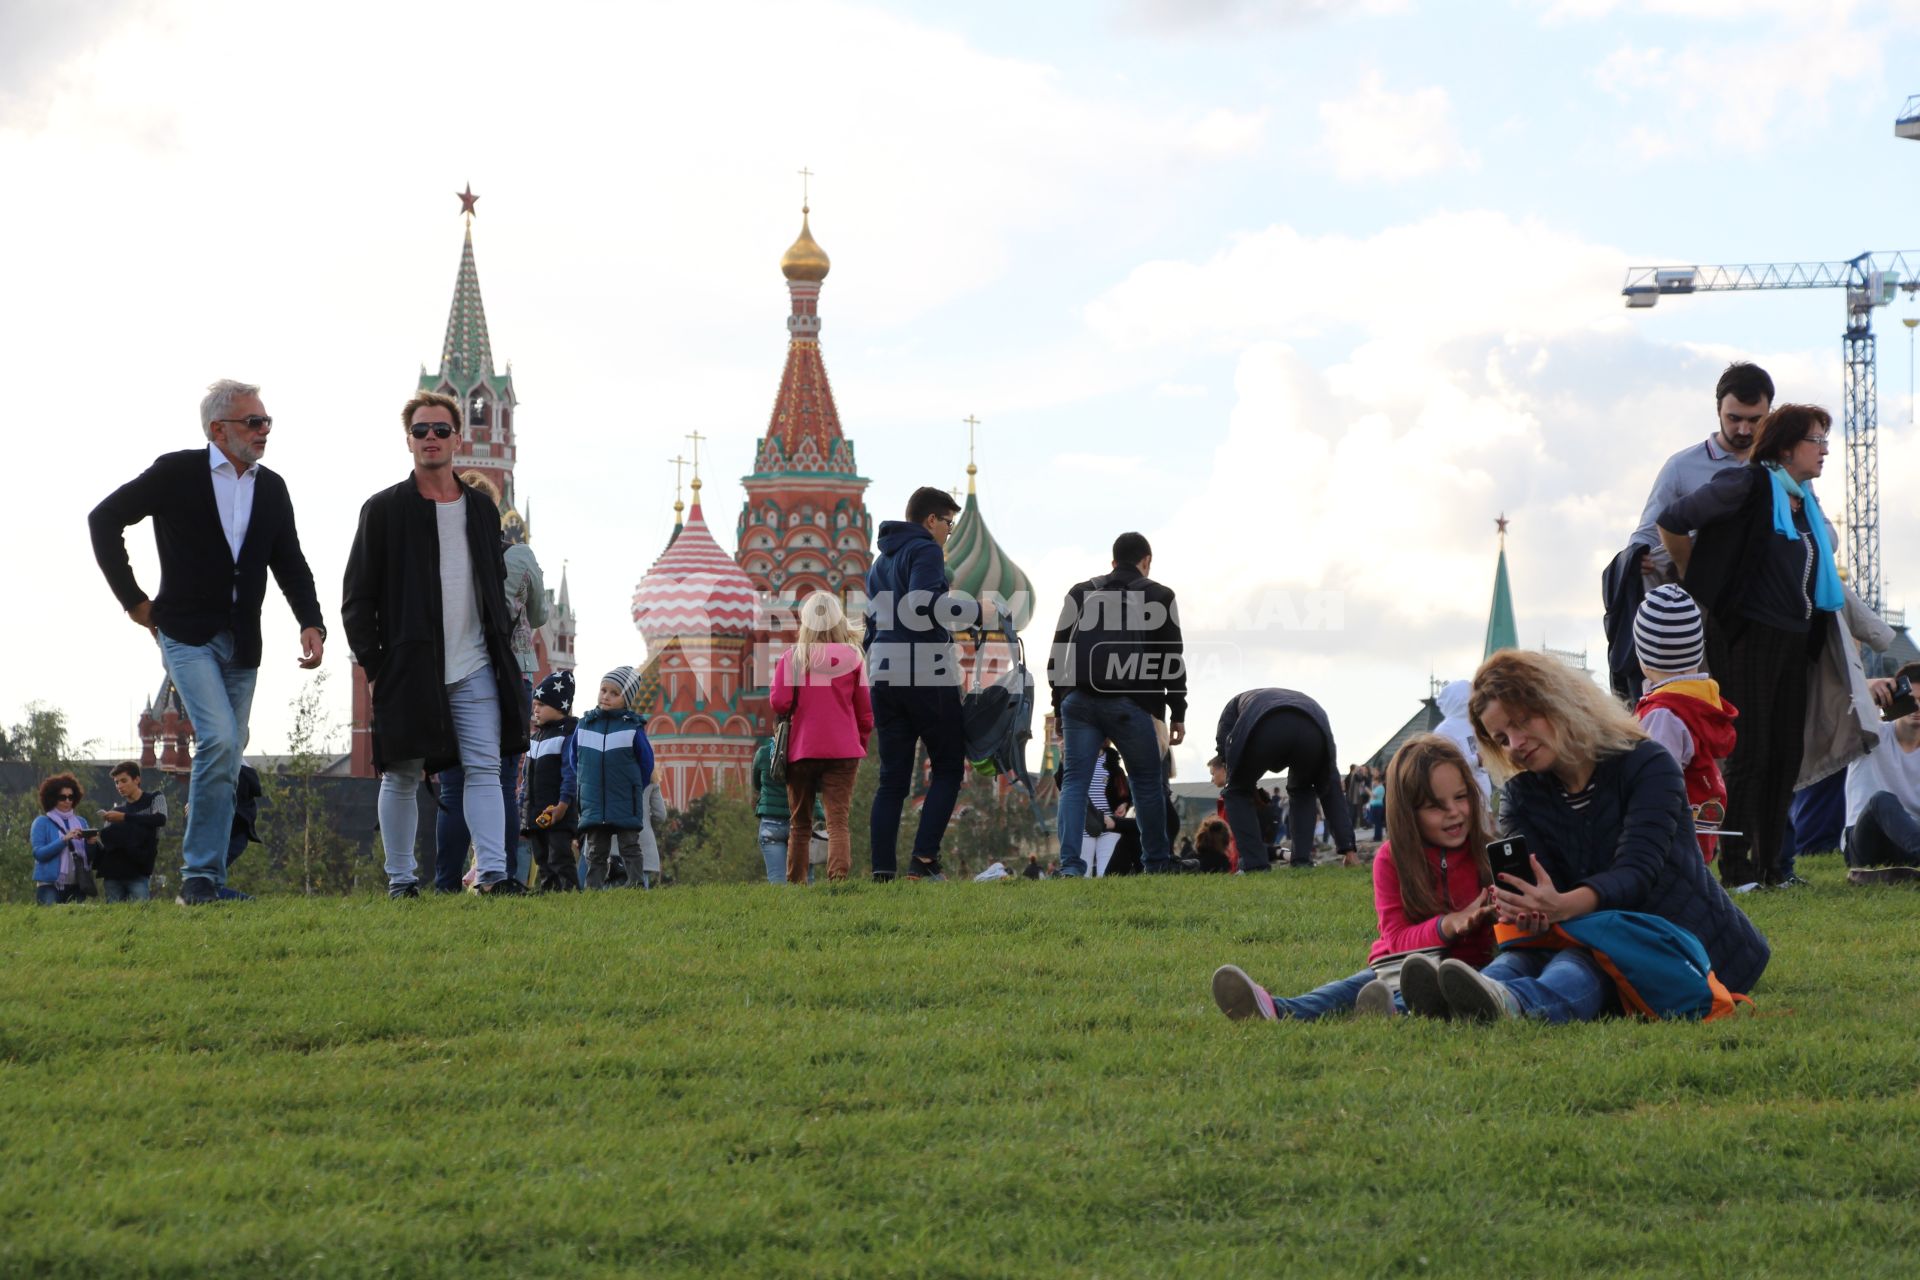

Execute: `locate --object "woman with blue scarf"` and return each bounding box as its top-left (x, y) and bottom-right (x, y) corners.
top-left (1657, 404), bottom-right (1844, 889)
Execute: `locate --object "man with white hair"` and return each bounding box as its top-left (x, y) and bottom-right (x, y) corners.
top-left (89, 379), bottom-right (327, 905)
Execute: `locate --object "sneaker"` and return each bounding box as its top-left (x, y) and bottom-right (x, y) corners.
top-left (1397, 954), bottom-right (1451, 1020)
top-left (389, 882), bottom-right (421, 899)
top-left (1211, 964), bottom-right (1279, 1022)
top-left (1848, 865), bottom-right (1920, 886)
top-left (1438, 958), bottom-right (1520, 1022)
top-left (215, 886), bottom-right (253, 901)
top-left (905, 861), bottom-right (945, 882)
top-left (477, 878), bottom-right (528, 896)
top-left (1354, 979), bottom-right (1398, 1018)
top-left (1770, 874), bottom-right (1812, 890)
top-left (175, 877), bottom-right (218, 907)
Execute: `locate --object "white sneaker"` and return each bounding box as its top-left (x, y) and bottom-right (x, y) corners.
top-left (1438, 958), bottom-right (1520, 1022)
top-left (1398, 953), bottom-right (1450, 1020)
top-left (1353, 979), bottom-right (1398, 1018)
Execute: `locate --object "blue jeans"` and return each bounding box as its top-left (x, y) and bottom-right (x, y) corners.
top-left (868, 682), bottom-right (966, 877)
top-left (1054, 692), bottom-right (1170, 875)
top-left (435, 675), bottom-right (532, 889)
top-left (1480, 947), bottom-right (1612, 1023)
top-left (759, 818), bottom-right (790, 884)
top-left (378, 669), bottom-right (508, 887)
top-left (1274, 969), bottom-right (1401, 1020)
top-left (158, 629), bottom-right (258, 887)
top-left (1845, 791), bottom-right (1920, 868)
top-left (35, 885), bottom-right (79, 906)
top-left (103, 878), bottom-right (151, 902)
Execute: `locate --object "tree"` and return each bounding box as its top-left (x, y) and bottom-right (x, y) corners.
top-left (658, 775), bottom-right (763, 885)
top-left (247, 672), bottom-right (372, 896)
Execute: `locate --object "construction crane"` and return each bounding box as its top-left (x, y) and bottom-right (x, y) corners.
top-left (1898, 94), bottom-right (1920, 140)
top-left (1621, 252), bottom-right (1920, 616)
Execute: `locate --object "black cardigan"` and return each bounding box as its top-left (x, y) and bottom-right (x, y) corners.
top-left (88, 448), bottom-right (326, 668)
top-left (341, 474), bottom-right (530, 774)
top-left (1499, 740), bottom-right (1770, 994)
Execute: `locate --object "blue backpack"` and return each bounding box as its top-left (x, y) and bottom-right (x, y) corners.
top-left (1499, 910), bottom-right (1752, 1021)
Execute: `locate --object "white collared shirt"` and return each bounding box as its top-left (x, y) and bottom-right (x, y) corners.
top-left (208, 441), bottom-right (258, 563)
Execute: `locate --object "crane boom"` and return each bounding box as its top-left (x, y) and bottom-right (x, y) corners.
top-left (1620, 251), bottom-right (1920, 615)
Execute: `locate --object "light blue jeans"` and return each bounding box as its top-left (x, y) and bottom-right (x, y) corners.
top-left (1054, 692), bottom-right (1170, 875)
top-left (1480, 947), bottom-right (1612, 1023)
top-left (378, 669), bottom-right (508, 887)
top-left (159, 630), bottom-right (258, 888)
top-left (103, 878), bottom-right (152, 902)
top-left (759, 818), bottom-right (790, 884)
top-left (1274, 969), bottom-right (1404, 1019)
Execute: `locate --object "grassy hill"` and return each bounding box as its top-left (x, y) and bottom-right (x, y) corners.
top-left (2, 859), bottom-right (1917, 1278)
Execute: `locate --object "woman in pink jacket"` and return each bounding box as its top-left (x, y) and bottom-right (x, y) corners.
top-left (1211, 735), bottom-right (1497, 1019)
top-left (770, 591), bottom-right (874, 883)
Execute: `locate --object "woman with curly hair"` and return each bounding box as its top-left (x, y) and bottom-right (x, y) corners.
top-left (30, 773), bottom-right (96, 905)
top-left (1425, 650), bottom-right (1770, 1023)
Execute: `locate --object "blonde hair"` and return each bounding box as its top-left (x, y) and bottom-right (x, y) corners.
top-left (402, 389), bottom-right (461, 431)
top-left (1382, 735), bottom-right (1491, 921)
top-left (1469, 649), bottom-right (1647, 783)
top-left (790, 591), bottom-right (863, 681)
top-left (459, 470), bottom-right (500, 505)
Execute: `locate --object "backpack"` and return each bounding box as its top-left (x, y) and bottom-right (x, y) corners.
top-left (1497, 910), bottom-right (1753, 1022)
top-left (960, 604), bottom-right (1038, 799)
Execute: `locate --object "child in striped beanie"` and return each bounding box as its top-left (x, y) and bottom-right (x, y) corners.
top-left (1633, 584), bottom-right (1738, 862)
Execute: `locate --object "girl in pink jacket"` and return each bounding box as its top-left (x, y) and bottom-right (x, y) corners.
top-left (1211, 735), bottom-right (1497, 1020)
top-left (770, 592), bottom-right (874, 883)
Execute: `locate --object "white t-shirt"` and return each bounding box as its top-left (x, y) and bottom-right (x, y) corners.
top-left (436, 496), bottom-right (489, 686)
top-left (1844, 720), bottom-right (1920, 829)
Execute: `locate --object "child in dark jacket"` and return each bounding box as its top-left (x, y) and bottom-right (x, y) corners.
top-left (523, 671), bottom-right (580, 892)
top-left (1631, 585), bottom-right (1738, 863)
top-left (1212, 735), bottom-right (1497, 1021)
top-left (562, 666), bottom-right (656, 890)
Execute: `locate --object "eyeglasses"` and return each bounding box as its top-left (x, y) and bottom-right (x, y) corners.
top-left (409, 424), bottom-right (457, 439)
top-left (56, 793), bottom-right (75, 801)
top-left (1804, 434), bottom-right (1831, 450)
top-left (933, 515), bottom-right (955, 526)
top-left (213, 415), bottom-right (272, 433)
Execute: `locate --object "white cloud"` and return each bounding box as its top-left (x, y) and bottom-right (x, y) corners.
top-left (1316, 73), bottom-right (1478, 183)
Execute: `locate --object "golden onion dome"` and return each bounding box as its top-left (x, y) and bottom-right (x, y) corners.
top-left (780, 208), bottom-right (831, 282)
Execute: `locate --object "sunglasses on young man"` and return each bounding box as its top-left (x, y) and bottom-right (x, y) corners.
top-left (409, 424), bottom-right (457, 439)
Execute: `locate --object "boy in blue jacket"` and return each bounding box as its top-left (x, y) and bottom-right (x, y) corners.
top-left (550, 665), bottom-right (655, 890)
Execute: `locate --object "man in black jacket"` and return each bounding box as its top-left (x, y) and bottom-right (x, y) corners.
top-left (1046, 532), bottom-right (1184, 876)
top-left (89, 379), bottom-right (325, 906)
top-left (95, 761), bottom-right (168, 902)
top-left (342, 390), bottom-right (530, 897)
top-left (1213, 689), bottom-right (1357, 871)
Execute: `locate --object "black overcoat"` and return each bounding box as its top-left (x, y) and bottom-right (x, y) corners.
top-left (341, 474), bottom-right (530, 774)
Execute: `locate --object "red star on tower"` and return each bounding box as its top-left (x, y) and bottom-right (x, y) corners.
top-left (457, 184), bottom-right (479, 217)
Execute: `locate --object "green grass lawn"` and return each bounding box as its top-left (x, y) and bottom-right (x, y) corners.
top-left (3, 857), bottom-right (1918, 1278)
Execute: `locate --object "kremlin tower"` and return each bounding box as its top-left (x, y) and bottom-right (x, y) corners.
top-left (735, 200), bottom-right (873, 629)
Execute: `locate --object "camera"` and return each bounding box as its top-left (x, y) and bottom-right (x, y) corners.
top-left (1882, 673), bottom-right (1917, 723)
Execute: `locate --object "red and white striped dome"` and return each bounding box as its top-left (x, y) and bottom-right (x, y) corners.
top-left (631, 503), bottom-right (759, 647)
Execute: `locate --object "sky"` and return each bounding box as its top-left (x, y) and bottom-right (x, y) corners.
top-left (5, 0), bottom-right (1919, 780)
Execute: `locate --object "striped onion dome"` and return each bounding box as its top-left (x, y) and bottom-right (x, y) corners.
top-left (945, 484), bottom-right (1034, 632)
top-left (631, 501), bottom-right (759, 648)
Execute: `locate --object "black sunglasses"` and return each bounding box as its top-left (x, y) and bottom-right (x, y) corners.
top-left (56, 792), bottom-right (75, 801)
top-left (410, 424), bottom-right (456, 440)
top-left (213, 415), bottom-right (272, 432)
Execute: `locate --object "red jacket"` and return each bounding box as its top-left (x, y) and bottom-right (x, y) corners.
top-left (1368, 840), bottom-right (1494, 969)
top-left (1636, 679), bottom-right (1738, 862)
top-left (771, 646), bottom-right (874, 762)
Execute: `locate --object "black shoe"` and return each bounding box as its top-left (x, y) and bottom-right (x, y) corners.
top-left (389, 882), bottom-right (421, 899)
top-left (1770, 874), bottom-right (1811, 890)
top-left (1144, 862), bottom-right (1178, 875)
top-left (176, 877), bottom-right (218, 906)
top-left (477, 878), bottom-right (528, 896)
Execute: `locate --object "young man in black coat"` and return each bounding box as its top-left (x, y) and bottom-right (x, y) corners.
top-left (95, 761), bottom-right (168, 902)
top-left (1046, 531), bottom-right (1185, 876)
top-left (88, 379), bottom-right (326, 906)
top-left (342, 391), bottom-right (530, 897)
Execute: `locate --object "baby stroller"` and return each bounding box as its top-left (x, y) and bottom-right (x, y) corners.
top-left (960, 603), bottom-right (1038, 800)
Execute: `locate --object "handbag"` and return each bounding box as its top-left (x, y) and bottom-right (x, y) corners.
top-left (769, 648), bottom-right (794, 785)
top-left (70, 853), bottom-right (99, 900)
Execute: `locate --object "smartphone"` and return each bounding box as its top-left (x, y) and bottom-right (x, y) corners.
top-left (1882, 673), bottom-right (1917, 723)
top-left (76, 828), bottom-right (100, 839)
top-left (1487, 836), bottom-right (1533, 887)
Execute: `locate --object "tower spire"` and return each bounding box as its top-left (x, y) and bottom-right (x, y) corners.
top-left (686, 431), bottom-right (706, 504)
top-left (963, 414), bottom-right (981, 495)
top-left (1484, 515), bottom-right (1517, 658)
top-left (668, 454), bottom-right (689, 528)
top-left (438, 196), bottom-right (495, 387)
